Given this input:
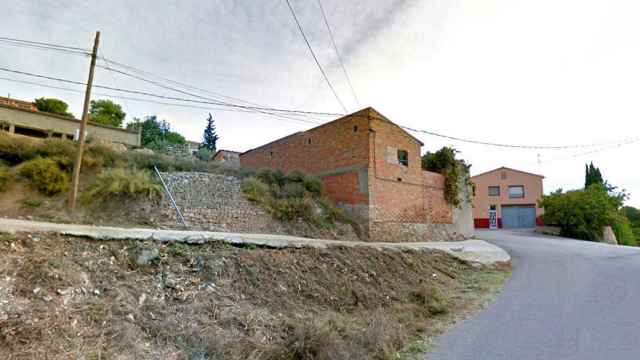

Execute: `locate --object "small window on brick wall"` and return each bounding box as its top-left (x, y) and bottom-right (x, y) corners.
top-left (353, 125), bottom-right (358, 132)
top-left (397, 149), bottom-right (409, 166)
top-left (488, 186), bottom-right (500, 196)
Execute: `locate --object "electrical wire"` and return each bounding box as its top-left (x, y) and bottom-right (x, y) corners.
top-left (284, 0), bottom-right (348, 113)
top-left (1, 65), bottom-right (635, 151)
top-left (0, 66), bottom-right (331, 118)
top-left (0, 36), bottom-right (90, 52)
top-left (0, 75), bottom-right (323, 126)
top-left (316, 0), bottom-right (360, 107)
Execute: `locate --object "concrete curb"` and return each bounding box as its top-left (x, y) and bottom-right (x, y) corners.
top-left (0, 218), bottom-right (511, 267)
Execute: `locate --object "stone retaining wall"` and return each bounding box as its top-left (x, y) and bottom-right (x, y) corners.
top-left (157, 172), bottom-right (358, 240)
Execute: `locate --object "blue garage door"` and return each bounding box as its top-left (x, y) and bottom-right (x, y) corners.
top-left (502, 205), bottom-right (536, 229)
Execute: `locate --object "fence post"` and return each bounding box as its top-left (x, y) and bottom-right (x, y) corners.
top-left (154, 166), bottom-right (187, 228)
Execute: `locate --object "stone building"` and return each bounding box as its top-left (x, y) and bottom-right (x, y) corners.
top-left (0, 98), bottom-right (140, 146)
top-left (240, 107), bottom-right (473, 242)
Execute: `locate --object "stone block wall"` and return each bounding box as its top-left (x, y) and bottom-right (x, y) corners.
top-left (156, 172), bottom-right (359, 240)
top-left (157, 172), bottom-right (280, 233)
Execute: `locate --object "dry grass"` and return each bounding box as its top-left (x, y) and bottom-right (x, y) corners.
top-left (0, 233), bottom-right (509, 360)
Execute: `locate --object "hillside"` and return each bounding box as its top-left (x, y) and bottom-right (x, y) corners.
top-left (0, 232), bottom-right (508, 359)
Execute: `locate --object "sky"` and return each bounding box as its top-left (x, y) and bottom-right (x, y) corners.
top-left (1, 0), bottom-right (639, 206)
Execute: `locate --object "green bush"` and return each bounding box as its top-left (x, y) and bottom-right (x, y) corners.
top-left (410, 286), bottom-right (449, 316)
top-left (257, 169), bottom-right (286, 187)
top-left (286, 170), bottom-right (306, 183)
top-left (241, 177), bottom-right (270, 203)
top-left (82, 168), bottom-right (162, 203)
top-left (18, 158), bottom-right (69, 195)
top-left (193, 148), bottom-right (212, 161)
top-left (421, 147), bottom-right (472, 207)
top-left (303, 176), bottom-right (322, 197)
top-left (39, 138), bottom-right (77, 159)
top-left (539, 185), bottom-right (622, 241)
top-left (612, 221), bottom-right (637, 246)
top-left (270, 197), bottom-right (317, 223)
top-left (0, 164), bottom-right (11, 192)
top-left (0, 133), bottom-right (39, 165)
top-left (280, 182), bottom-right (306, 199)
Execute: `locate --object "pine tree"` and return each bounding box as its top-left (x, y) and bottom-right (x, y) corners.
top-left (201, 113), bottom-right (219, 152)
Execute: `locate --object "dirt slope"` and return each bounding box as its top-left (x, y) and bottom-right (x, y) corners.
top-left (0, 233), bottom-right (507, 360)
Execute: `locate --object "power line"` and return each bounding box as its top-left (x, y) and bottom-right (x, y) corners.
top-left (95, 63), bottom-right (341, 117)
top-left (99, 57), bottom-right (283, 112)
top-left (316, 0), bottom-right (360, 107)
top-left (284, 0), bottom-right (348, 113)
top-left (0, 75), bottom-right (322, 126)
top-left (399, 124), bottom-right (633, 150)
top-left (0, 66), bottom-right (337, 118)
top-left (2, 65), bottom-right (634, 151)
top-left (0, 36), bottom-right (90, 52)
top-left (0, 39), bottom-right (90, 56)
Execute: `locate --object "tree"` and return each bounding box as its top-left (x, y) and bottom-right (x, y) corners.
top-left (34, 97), bottom-right (73, 118)
top-left (201, 113), bottom-right (219, 152)
top-left (89, 99), bottom-right (126, 127)
top-left (539, 184), bottom-right (623, 241)
top-left (421, 147), bottom-right (472, 207)
top-left (585, 162), bottom-right (604, 188)
top-left (125, 116), bottom-right (185, 148)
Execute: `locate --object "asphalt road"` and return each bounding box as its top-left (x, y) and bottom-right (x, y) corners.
top-left (428, 229), bottom-right (640, 360)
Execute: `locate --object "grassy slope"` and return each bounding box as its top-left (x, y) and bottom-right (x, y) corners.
top-left (0, 233), bottom-right (508, 360)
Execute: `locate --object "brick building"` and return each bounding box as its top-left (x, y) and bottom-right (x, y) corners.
top-left (240, 107), bottom-right (473, 242)
top-left (213, 149), bottom-right (241, 168)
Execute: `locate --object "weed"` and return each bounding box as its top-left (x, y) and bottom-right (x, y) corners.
top-left (0, 133), bottom-right (39, 165)
top-left (241, 177), bottom-right (269, 203)
top-left (0, 164), bottom-right (11, 192)
top-left (21, 198), bottom-right (43, 208)
top-left (410, 286), bottom-right (449, 315)
top-left (18, 157), bottom-right (69, 195)
top-left (82, 168), bottom-right (162, 203)
top-left (167, 242), bottom-right (190, 257)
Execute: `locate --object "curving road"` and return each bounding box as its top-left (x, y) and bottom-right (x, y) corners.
top-left (428, 229), bottom-right (640, 360)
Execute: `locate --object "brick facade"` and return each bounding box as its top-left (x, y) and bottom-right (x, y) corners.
top-left (240, 107), bottom-right (472, 241)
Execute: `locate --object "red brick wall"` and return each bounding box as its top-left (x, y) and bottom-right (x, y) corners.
top-left (240, 109), bottom-right (371, 176)
top-left (239, 107), bottom-right (461, 241)
top-left (367, 115), bottom-right (452, 225)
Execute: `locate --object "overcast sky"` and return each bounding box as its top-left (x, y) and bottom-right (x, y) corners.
top-left (2, 0), bottom-right (639, 206)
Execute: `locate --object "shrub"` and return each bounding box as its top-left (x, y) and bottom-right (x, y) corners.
top-left (18, 158), bottom-right (69, 195)
top-left (85, 144), bottom-right (123, 168)
top-left (539, 185), bottom-right (622, 241)
top-left (286, 170), bottom-right (306, 183)
top-left (410, 286), bottom-right (449, 315)
top-left (257, 169), bottom-right (286, 187)
top-left (241, 177), bottom-right (269, 203)
top-left (82, 168), bottom-right (162, 203)
top-left (39, 138), bottom-right (77, 159)
top-left (269, 198), bottom-right (317, 223)
top-left (280, 182), bottom-right (306, 199)
top-left (303, 176), bottom-right (322, 197)
top-left (421, 146), bottom-right (472, 207)
top-left (193, 148), bottom-right (212, 161)
top-left (612, 221), bottom-right (637, 246)
top-left (0, 164), bottom-right (11, 192)
top-left (0, 133), bottom-right (39, 165)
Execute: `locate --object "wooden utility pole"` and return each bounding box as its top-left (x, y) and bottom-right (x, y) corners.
top-left (69, 31), bottom-right (100, 211)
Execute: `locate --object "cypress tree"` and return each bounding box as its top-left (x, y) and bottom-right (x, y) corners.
top-left (201, 113), bottom-right (219, 152)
